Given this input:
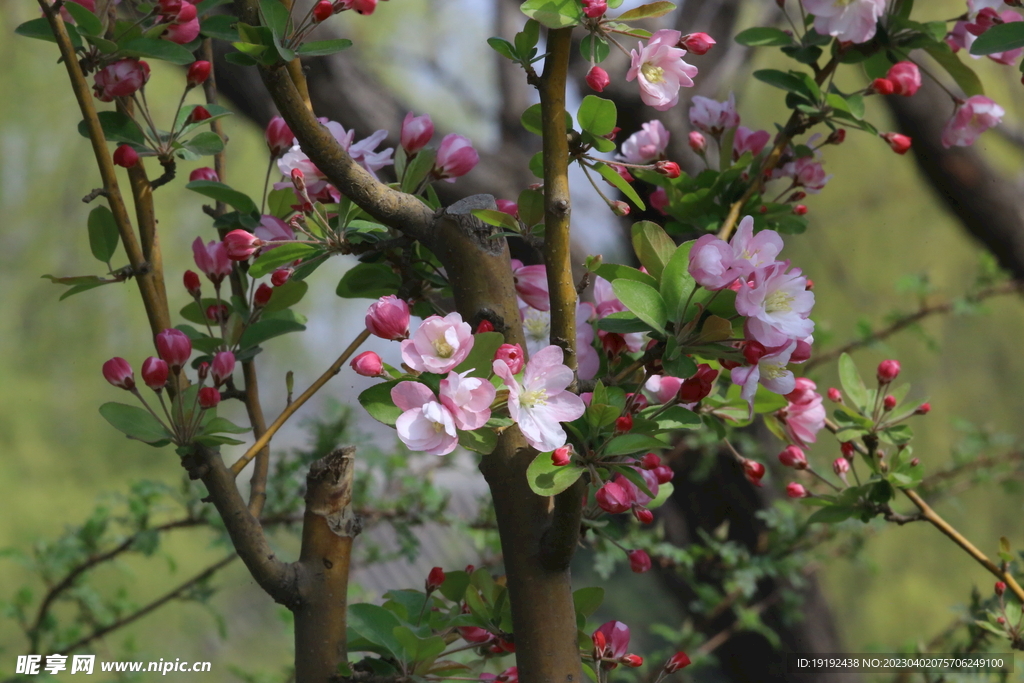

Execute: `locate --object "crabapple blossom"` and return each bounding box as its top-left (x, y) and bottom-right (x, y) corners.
top-left (688, 215), bottom-right (782, 290)
top-left (628, 549), bottom-right (652, 573)
top-left (733, 126), bottom-right (771, 158)
top-left (265, 116), bottom-right (294, 158)
top-left (141, 357), bottom-right (168, 391)
top-left (645, 374), bottom-right (684, 404)
top-left (689, 93), bottom-right (739, 135)
top-left (782, 377), bottom-right (825, 445)
top-left (626, 29), bottom-right (699, 111)
top-left (189, 167), bottom-right (219, 182)
top-left (677, 364), bottom-right (718, 403)
top-left (510, 259), bottom-right (550, 310)
top-left (439, 370), bottom-right (496, 430)
top-left (778, 445), bottom-right (808, 469)
top-left (365, 295), bottom-right (411, 340)
top-left (211, 351), bottom-right (235, 386)
top-left (736, 261), bottom-right (815, 347)
top-left (688, 131), bottom-right (707, 154)
top-left (496, 200), bottom-right (518, 216)
top-left (186, 60), bottom-right (211, 88)
top-left (434, 134), bottom-right (479, 181)
top-left (400, 112), bottom-right (433, 154)
top-left (493, 345), bottom-right (585, 451)
top-left (156, 329), bottom-right (192, 370)
top-left (595, 621), bottom-right (631, 659)
top-left (494, 344), bottom-right (525, 375)
top-left (780, 155), bottom-right (831, 193)
top-left (582, 0), bottom-right (606, 17)
top-left (882, 132), bottom-right (912, 155)
top-left (617, 120), bottom-right (671, 164)
top-left (163, 6), bottom-right (200, 44)
top-left (254, 283), bottom-right (273, 307)
top-left (886, 62), bottom-right (921, 96)
top-left (641, 453), bottom-right (661, 470)
top-left (224, 230), bottom-right (262, 261)
top-left (592, 277), bottom-right (645, 352)
top-left (650, 186), bottom-right (669, 214)
top-left (803, 0), bottom-right (885, 44)
top-left (731, 341), bottom-right (797, 412)
top-left (103, 358), bottom-right (135, 390)
top-left (941, 95), bottom-right (1005, 148)
top-left (401, 312), bottom-right (474, 374)
top-left (350, 351), bottom-right (384, 377)
top-left (520, 303), bottom-right (601, 380)
top-left (586, 66), bottom-right (611, 92)
top-left (680, 32), bottom-right (715, 55)
top-left (93, 58), bottom-right (150, 101)
top-left (392, 382), bottom-right (459, 455)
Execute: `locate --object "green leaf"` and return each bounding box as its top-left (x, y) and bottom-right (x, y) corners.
top-left (806, 505), bottom-right (859, 524)
top-left (923, 43), bottom-right (984, 97)
top-left (224, 50), bottom-right (259, 66)
top-left (616, 1), bottom-right (675, 20)
top-left (297, 38), bottom-right (353, 56)
top-left (520, 0), bottom-right (582, 28)
top-left (336, 262), bottom-right (401, 299)
top-left (238, 318), bottom-right (306, 349)
top-left (753, 69), bottom-right (818, 102)
top-left (580, 34), bottom-right (610, 63)
top-left (453, 331), bottom-right (504, 378)
top-left (589, 262), bottom-right (658, 289)
top-left (120, 37), bottom-right (196, 65)
top-left (517, 188), bottom-right (544, 227)
top-left (439, 570), bottom-right (471, 602)
top-left (185, 180), bottom-right (258, 215)
top-left (573, 587), bottom-right (604, 626)
top-left (487, 37), bottom-right (518, 61)
top-left (577, 96), bottom-right (617, 137)
top-left (734, 26), bottom-right (793, 47)
top-left (200, 14), bottom-right (239, 41)
top-left (650, 405), bottom-right (700, 430)
top-left (630, 220), bottom-right (675, 282)
top-left (16, 18), bottom-right (82, 48)
top-left (458, 428), bottom-right (498, 454)
top-left (970, 21), bottom-right (1024, 55)
top-left (63, 1), bottom-right (103, 36)
top-left (611, 279), bottom-right (667, 334)
top-left (99, 402), bottom-right (173, 445)
top-left (593, 162), bottom-right (646, 210)
top-left (596, 312), bottom-right (651, 334)
top-left (249, 243), bottom-right (319, 278)
top-left (77, 111), bottom-right (146, 146)
top-left (348, 604), bottom-right (403, 659)
top-left (526, 452), bottom-right (585, 496)
top-left (262, 279), bottom-right (308, 314)
top-left (400, 147), bottom-right (436, 193)
top-left (660, 239), bottom-right (697, 322)
top-left (604, 434), bottom-right (666, 456)
top-left (612, 463), bottom-right (655, 498)
top-left (202, 417), bottom-right (251, 435)
top-left (358, 381), bottom-right (401, 426)
top-left (648, 481), bottom-right (674, 509)
top-left (838, 353), bottom-right (869, 413)
top-left (471, 209), bottom-right (519, 232)
top-left (180, 131), bottom-right (225, 157)
top-left (87, 206), bottom-right (120, 263)
top-left (520, 103), bottom-right (573, 136)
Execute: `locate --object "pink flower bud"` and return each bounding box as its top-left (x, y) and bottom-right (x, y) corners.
top-left (872, 78), bottom-right (895, 95)
top-left (656, 160), bottom-right (681, 178)
top-left (103, 357), bottom-right (135, 390)
top-left (679, 32), bottom-right (715, 55)
top-left (313, 0), bottom-right (333, 21)
top-left (877, 359), bottom-right (901, 383)
top-left (786, 482), bottom-right (808, 498)
top-left (582, 0), bottom-right (607, 17)
top-left (476, 319), bottom-right (495, 333)
top-left (793, 204), bottom-right (808, 215)
top-left (346, 0), bottom-right (377, 14)
top-left (365, 295), bottom-right (411, 340)
top-left (198, 386), bottom-right (221, 409)
top-left (188, 167), bottom-right (219, 182)
top-left (435, 133), bottom-right (479, 180)
top-left (186, 60), bottom-right (211, 88)
top-left (778, 445), bottom-right (807, 469)
top-left (93, 58), bottom-right (150, 101)
top-left (915, 402), bottom-right (931, 415)
top-left (827, 128), bottom-right (847, 145)
top-left (197, 361), bottom-right (209, 382)
top-left (621, 654), bottom-right (644, 668)
top-left (743, 340), bottom-right (768, 365)
top-left (496, 200), bottom-right (519, 217)
top-left (494, 343), bottom-right (525, 375)
top-left (206, 303), bottom-right (229, 324)
top-left (615, 414), bottom-right (634, 433)
top-left (212, 351), bottom-right (235, 386)
top-left (883, 394), bottom-right (896, 410)
top-left (742, 459), bottom-right (765, 487)
top-left (183, 270), bottom-right (202, 297)
top-left (688, 130), bottom-right (707, 154)
top-left (141, 357), bottom-right (169, 391)
top-left (641, 453), bottom-right (661, 470)
top-left (996, 581), bottom-right (1006, 596)
top-left (163, 14), bottom-right (200, 44)
top-left (790, 338), bottom-right (812, 363)
top-left (596, 481), bottom-right (634, 514)
top-left (910, 457), bottom-right (919, 466)
top-left (551, 445), bottom-right (572, 467)
top-left (350, 351), bottom-right (384, 377)
top-left (113, 145), bottom-right (139, 168)
top-left (611, 200), bottom-right (630, 216)
top-left (665, 652), bottom-right (692, 673)
top-left (827, 387), bottom-right (842, 402)
top-left (401, 112), bottom-right (434, 154)
top-left (174, 2), bottom-right (197, 23)
top-left (654, 465), bottom-right (674, 484)
top-left (156, 328), bottom-right (192, 370)
top-left (881, 132), bottom-right (912, 155)
top-left (187, 105), bottom-right (212, 124)
top-left (266, 116), bottom-right (294, 158)
top-left (586, 66), bottom-right (611, 92)
top-left (254, 283), bottom-right (274, 307)
top-left (832, 457), bottom-right (850, 478)
top-left (886, 61), bottom-right (921, 97)
top-left (592, 631), bottom-right (607, 659)
top-left (223, 230), bottom-right (263, 261)
top-left (633, 506), bottom-right (653, 524)
top-left (627, 392), bottom-right (649, 412)
top-left (271, 268), bottom-right (293, 287)
top-left (426, 566), bottom-right (445, 592)
top-left (841, 441), bottom-right (855, 460)
top-left (997, 616), bottom-right (1007, 624)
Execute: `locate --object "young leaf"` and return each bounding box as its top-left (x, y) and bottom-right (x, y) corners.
top-left (77, 111), bottom-right (147, 146)
top-left (611, 279), bottom-right (667, 334)
top-left (99, 402), bottom-right (173, 445)
top-left (630, 221), bottom-right (675, 281)
top-left (458, 428), bottom-right (498, 454)
top-left (16, 18), bottom-right (83, 48)
top-left (186, 180), bottom-right (258, 215)
top-left (238, 318), bottom-right (306, 349)
top-left (660, 240), bottom-right (697, 321)
top-left (297, 38), bottom-right (353, 56)
top-left (347, 604), bottom-right (403, 659)
top-left (593, 162), bottom-right (646, 210)
top-left (526, 452), bottom-right (585, 496)
top-left (603, 434), bottom-right (666, 456)
top-left (261, 280), bottom-right (308, 314)
top-left (453, 331), bottom-right (504, 378)
top-left (336, 262), bottom-right (402, 299)
top-left (616, 1), bottom-right (676, 21)
top-left (87, 206), bottom-right (120, 264)
top-left (969, 21), bottom-right (1024, 55)
top-left (120, 37), bottom-right (196, 65)
top-left (487, 37), bottom-right (518, 61)
top-left (520, 0), bottom-right (583, 28)
top-left (63, 1), bottom-right (103, 36)
top-left (838, 352), bottom-right (869, 412)
top-left (923, 44), bottom-right (984, 97)
top-left (471, 209), bottom-right (519, 232)
top-left (577, 96), bottom-right (617, 137)
top-left (248, 243), bottom-right (319, 278)
top-left (358, 381), bottom-right (402, 426)
top-left (734, 26), bottom-right (793, 47)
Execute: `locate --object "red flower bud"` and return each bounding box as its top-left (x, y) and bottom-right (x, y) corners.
top-left (364, 295), bottom-right (411, 340)
top-left (188, 166), bottom-right (219, 182)
top-left (786, 482), bottom-right (808, 498)
top-left (350, 351), bottom-right (384, 377)
top-left (596, 481), bottom-right (633, 514)
top-left (551, 445), bottom-right (572, 467)
top-left (187, 105), bottom-right (212, 124)
top-left (641, 453), bottom-right (661, 470)
top-left (615, 414), bottom-right (633, 433)
top-left (186, 60), bottom-right (211, 88)
top-left (778, 445), bottom-right (807, 469)
top-left (611, 200), bottom-right (630, 216)
top-left (666, 652), bottom-right (692, 673)
top-left (271, 268), bottom-right (293, 287)
top-left (997, 616), bottom-right (1007, 624)
top-left (475, 319), bottom-right (495, 333)
top-left (627, 392), bottom-right (649, 412)
top-left (254, 283), bottom-right (274, 307)
top-left (265, 116), bottom-right (294, 158)
top-left (633, 506), bottom-right (653, 524)
top-left (872, 78), bottom-right (895, 95)
top-left (223, 230), bottom-right (262, 261)
top-left (841, 441), bottom-right (855, 460)
top-left (828, 387), bottom-right (842, 402)
top-left (206, 303), bottom-right (230, 324)
top-left (494, 343), bottom-right (525, 375)
top-left (113, 144), bottom-right (139, 168)
top-left (653, 465), bottom-right (674, 484)
top-left (793, 204), bottom-right (808, 215)
top-left (832, 457), bottom-right (850, 478)
top-left (688, 130), bottom-right (707, 154)
top-left (742, 459), bottom-right (765, 486)
top-left (743, 340), bottom-right (768, 366)
top-left (313, 0), bottom-right (333, 20)
top-left (883, 394), bottom-right (896, 410)
top-left (103, 357), bottom-right (135, 390)
top-left (679, 32), bottom-right (715, 55)
top-left (621, 654), bottom-right (644, 668)
top-left (915, 402), bottom-right (931, 415)
top-left (426, 566), bottom-right (445, 592)
top-left (881, 132), bottom-right (912, 155)
top-left (827, 128), bottom-right (846, 145)
top-left (586, 66), bottom-right (611, 92)
top-left (197, 361), bottom-right (209, 382)
top-left (184, 270), bottom-right (202, 297)
top-left (592, 630), bottom-right (608, 659)
top-left (198, 386), bottom-right (221, 409)
top-left (627, 549), bottom-right (651, 573)
top-left (655, 160), bottom-right (681, 178)
top-left (141, 356), bottom-right (169, 391)
top-left (877, 359), bottom-right (901, 383)
top-left (996, 581), bottom-right (1007, 596)
top-left (581, 0), bottom-right (607, 18)
top-left (212, 351), bottom-right (235, 386)
top-left (156, 328), bottom-right (192, 371)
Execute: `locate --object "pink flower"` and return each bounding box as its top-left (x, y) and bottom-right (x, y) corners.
top-left (439, 370), bottom-right (496, 430)
top-left (163, 2), bottom-right (200, 44)
top-left (689, 93), bottom-right (739, 135)
top-left (392, 382), bottom-right (459, 455)
top-left (458, 626), bottom-right (494, 644)
top-left (401, 112), bottom-right (434, 154)
top-left (782, 377), bottom-right (825, 446)
top-left (597, 480), bottom-right (634, 513)
top-left (736, 261), bottom-right (815, 347)
top-left (941, 95), bottom-right (1005, 148)
top-left (615, 469), bottom-right (659, 506)
top-left (650, 186), bottom-right (669, 214)
top-left (688, 215), bottom-right (783, 291)
top-left (254, 215), bottom-right (295, 250)
top-left (803, 0), bottom-right (885, 44)
top-left (348, 128), bottom-right (395, 178)
top-left (276, 120), bottom-right (393, 184)
top-left (886, 62), bottom-right (921, 97)
top-left (211, 351), bottom-right (235, 386)
top-left (586, 66), bottom-right (611, 92)
top-left (266, 116), bottom-right (295, 158)
top-left (628, 549), bottom-right (652, 573)
top-left (103, 357), bottom-right (135, 390)
top-left (731, 341), bottom-right (797, 412)
top-left (645, 375), bottom-right (684, 404)
top-left (733, 126), bottom-right (771, 158)
top-left (494, 344), bottom-right (525, 375)
top-left (435, 134), bottom-right (479, 181)
top-left (401, 312), bottom-right (474, 374)
top-left (156, 328), bottom-right (192, 370)
top-left (141, 357), bottom-right (168, 391)
top-left (365, 295), bottom-right (411, 340)
top-left (493, 345), bottom-right (585, 452)
top-left (626, 29), bottom-right (698, 111)
top-left (189, 167), bottom-right (219, 182)
top-left (511, 260), bottom-right (550, 311)
top-left (595, 621), bottom-right (631, 659)
top-left (93, 59), bottom-right (150, 102)
top-left (780, 156), bottom-right (831, 193)
top-left (223, 230), bottom-right (263, 261)
top-left (350, 351), bottom-right (384, 377)
top-left (617, 120), bottom-right (671, 164)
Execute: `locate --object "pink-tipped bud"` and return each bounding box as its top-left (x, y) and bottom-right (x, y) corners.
top-left (197, 361), bottom-right (209, 382)
top-left (187, 105), bottom-right (212, 124)
top-left (832, 456), bottom-right (850, 478)
top-left (206, 303), bottom-right (229, 324)
top-left (641, 453), bottom-right (662, 470)
top-left (365, 295), bottom-right (411, 340)
top-left (872, 78), bottom-right (895, 95)
top-left (184, 270), bottom-right (202, 297)
top-left (223, 230), bottom-right (262, 261)
top-left (271, 268), bottom-right (293, 287)
top-left (743, 340), bottom-right (768, 366)
top-left (551, 445), bottom-right (572, 467)
top-left (496, 200), bottom-right (519, 217)
top-left (656, 160), bottom-right (681, 178)
top-left (633, 506), bottom-right (654, 524)
top-left (596, 481), bottom-right (633, 514)
top-left (313, 0), bottom-right (333, 21)
top-left (881, 132), bottom-right (912, 155)
top-left (198, 386), bottom-right (221, 409)
top-left (188, 166), bottom-right (219, 182)
top-left (910, 457), bottom-right (919, 466)
top-left (679, 32), bottom-right (715, 55)
top-left (350, 351), bottom-right (384, 377)
top-left (434, 133), bottom-right (479, 180)
top-left (254, 283), bottom-right (274, 307)
top-left (611, 200), bottom-right (630, 216)
top-left (615, 414), bottom-right (634, 433)
top-left (627, 392), bottom-right (648, 412)
top-left (628, 549), bottom-right (651, 573)
top-left (915, 402), bottom-right (931, 415)
top-left (186, 60), bottom-right (211, 88)
top-left (401, 112), bottom-right (434, 154)
top-left (742, 459), bottom-right (765, 487)
top-left (475, 319), bottom-right (495, 333)
top-left (103, 357), bottom-right (135, 390)
top-left (665, 652), bottom-right (692, 673)
top-left (877, 359), bottom-right (901, 383)
top-left (495, 343), bottom-right (525, 375)
top-left (886, 61), bottom-right (921, 97)
top-left (212, 351), bottom-right (235, 386)
top-left (654, 465), bottom-right (674, 484)
top-left (778, 445), bottom-right (808, 470)
top-left (841, 441), bottom-right (855, 460)
top-left (827, 128), bottom-right (846, 145)
top-left (688, 130), bottom-right (707, 154)
top-left (586, 66), bottom-right (611, 92)
top-left (265, 116), bottom-right (294, 158)
top-left (113, 144), bottom-right (139, 168)
top-left (426, 566), bottom-right (445, 592)
top-left (621, 654), bottom-right (644, 668)
top-left (883, 394), bottom-right (896, 410)
top-left (612, 164), bottom-right (634, 183)
top-left (141, 357), bottom-right (169, 391)
top-left (581, 0), bottom-right (607, 17)
top-left (793, 204), bottom-right (808, 215)
top-left (827, 387), bottom-right (842, 402)
top-left (786, 482), bottom-right (809, 498)
top-left (996, 581), bottom-right (1007, 596)
top-left (156, 328), bottom-right (192, 371)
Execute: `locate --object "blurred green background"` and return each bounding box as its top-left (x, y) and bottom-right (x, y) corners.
top-left (2, 0), bottom-right (1024, 678)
